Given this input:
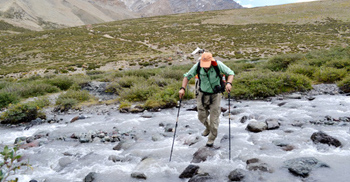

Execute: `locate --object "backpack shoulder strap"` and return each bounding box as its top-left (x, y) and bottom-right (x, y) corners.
top-left (196, 61), bottom-right (201, 76)
top-left (213, 60), bottom-right (221, 78)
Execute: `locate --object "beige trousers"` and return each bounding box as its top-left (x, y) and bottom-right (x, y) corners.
top-left (197, 91), bottom-right (222, 145)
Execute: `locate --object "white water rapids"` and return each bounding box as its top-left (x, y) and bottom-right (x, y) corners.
top-left (1, 94), bottom-right (350, 182)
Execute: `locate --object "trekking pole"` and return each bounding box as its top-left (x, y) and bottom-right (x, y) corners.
top-left (228, 92), bottom-right (231, 161)
top-left (169, 99), bottom-right (182, 162)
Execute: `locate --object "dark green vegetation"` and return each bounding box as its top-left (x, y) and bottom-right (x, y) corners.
top-left (1, 0), bottom-right (350, 124)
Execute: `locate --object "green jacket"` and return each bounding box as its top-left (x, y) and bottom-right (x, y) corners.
top-left (184, 60), bottom-right (234, 94)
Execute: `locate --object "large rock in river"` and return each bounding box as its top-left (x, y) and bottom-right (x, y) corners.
top-left (283, 157), bottom-right (329, 178)
top-left (311, 131), bottom-right (342, 147)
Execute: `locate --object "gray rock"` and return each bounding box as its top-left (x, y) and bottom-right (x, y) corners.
top-left (311, 131), bottom-right (342, 147)
top-left (239, 116), bottom-right (248, 123)
top-left (265, 118), bottom-right (280, 130)
top-left (84, 172), bottom-right (97, 182)
top-left (283, 157), bottom-right (329, 178)
top-left (191, 147), bottom-right (216, 163)
top-left (141, 110), bottom-right (153, 118)
top-left (228, 168), bottom-right (246, 181)
top-left (246, 158), bottom-right (273, 173)
top-left (179, 164), bottom-right (200, 178)
top-left (14, 136), bottom-right (27, 145)
top-left (112, 140), bottom-right (135, 151)
top-left (58, 157), bottom-right (72, 168)
top-left (131, 172), bottom-right (147, 180)
top-left (188, 174), bottom-right (213, 182)
top-left (246, 120), bottom-right (267, 133)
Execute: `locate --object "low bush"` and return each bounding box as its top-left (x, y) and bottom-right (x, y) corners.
top-left (313, 67), bottom-right (347, 83)
top-left (286, 63), bottom-right (317, 78)
top-left (160, 68), bottom-right (184, 80)
top-left (45, 75), bottom-right (74, 90)
top-left (56, 90), bottom-right (92, 105)
top-left (117, 76), bottom-right (145, 88)
top-left (263, 53), bottom-right (304, 71)
top-left (143, 82), bottom-right (192, 109)
top-left (324, 58), bottom-right (350, 69)
top-left (105, 82), bottom-right (122, 94)
top-left (0, 92), bottom-right (19, 109)
top-left (118, 100), bottom-right (131, 110)
top-left (232, 71), bottom-right (312, 99)
top-left (337, 75), bottom-right (350, 93)
top-left (146, 76), bottom-right (172, 87)
top-left (119, 82), bottom-right (159, 102)
top-left (1, 82), bottom-right (60, 99)
top-left (0, 98), bottom-right (50, 124)
top-left (55, 90), bottom-right (93, 112)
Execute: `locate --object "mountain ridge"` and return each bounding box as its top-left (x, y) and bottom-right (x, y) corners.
top-left (0, 0), bottom-right (242, 30)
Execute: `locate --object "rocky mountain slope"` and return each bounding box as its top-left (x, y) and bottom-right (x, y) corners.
top-left (0, 0), bottom-right (242, 30)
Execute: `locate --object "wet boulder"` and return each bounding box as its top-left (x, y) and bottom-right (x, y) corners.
top-left (79, 132), bottom-right (93, 143)
top-left (228, 168), bottom-right (247, 181)
top-left (131, 172), bottom-right (147, 180)
top-left (188, 173), bottom-right (213, 182)
top-left (58, 157), bottom-right (73, 168)
top-left (246, 158), bottom-right (273, 173)
top-left (191, 147), bottom-right (217, 163)
top-left (283, 157), bottom-right (329, 177)
top-left (14, 136), bottom-right (27, 145)
top-left (239, 116), bottom-right (248, 123)
top-left (311, 131), bottom-right (342, 147)
top-left (265, 118), bottom-right (280, 130)
top-left (112, 140), bottom-right (135, 151)
top-left (246, 120), bottom-right (267, 133)
top-left (84, 172), bottom-right (97, 182)
top-left (179, 164), bottom-right (200, 178)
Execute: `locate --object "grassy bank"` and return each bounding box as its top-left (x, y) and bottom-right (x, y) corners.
top-left (1, 46), bottom-right (350, 124)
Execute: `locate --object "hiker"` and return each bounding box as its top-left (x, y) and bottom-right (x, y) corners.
top-left (179, 52), bottom-right (234, 147)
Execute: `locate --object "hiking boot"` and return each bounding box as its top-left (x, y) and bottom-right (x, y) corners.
top-left (206, 143), bottom-right (214, 147)
top-left (201, 129), bottom-right (210, 137)
top-left (206, 139), bottom-right (214, 147)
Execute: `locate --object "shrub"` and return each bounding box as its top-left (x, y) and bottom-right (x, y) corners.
top-left (119, 82), bottom-right (159, 102)
top-left (286, 63), bottom-right (317, 78)
top-left (146, 76), bottom-right (171, 87)
top-left (56, 90), bottom-right (92, 105)
top-left (117, 76), bottom-right (145, 88)
top-left (324, 58), bottom-right (350, 69)
top-left (0, 98), bottom-right (49, 124)
top-left (160, 68), bottom-right (184, 80)
top-left (0, 92), bottom-right (19, 109)
top-left (105, 82), bottom-right (122, 94)
top-left (264, 53), bottom-right (304, 71)
top-left (232, 71), bottom-right (312, 99)
top-left (337, 75), bottom-right (350, 93)
top-left (118, 101), bottom-right (131, 110)
top-left (313, 67), bottom-right (347, 83)
top-left (144, 82), bottom-right (194, 109)
top-left (45, 75), bottom-right (74, 90)
top-left (1, 82), bottom-right (60, 99)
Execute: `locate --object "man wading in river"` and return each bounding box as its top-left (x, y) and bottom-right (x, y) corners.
top-left (179, 52), bottom-right (234, 147)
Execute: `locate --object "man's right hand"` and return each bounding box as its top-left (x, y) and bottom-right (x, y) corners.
top-left (179, 88), bottom-right (185, 99)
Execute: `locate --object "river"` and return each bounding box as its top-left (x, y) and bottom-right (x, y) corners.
top-left (1, 88), bottom-right (350, 182)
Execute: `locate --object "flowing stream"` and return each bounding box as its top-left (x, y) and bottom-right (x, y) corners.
top-left (1, 91), bottom-right (350, 182)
